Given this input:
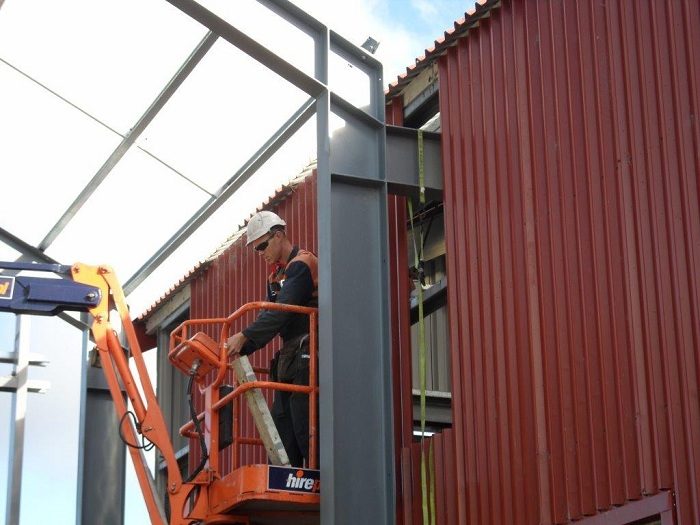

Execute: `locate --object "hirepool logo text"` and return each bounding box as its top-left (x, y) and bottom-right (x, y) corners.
top-left (286, 470), bottom-right (320, 492)
top-left (0, 276), bottom-right (14, 300)
top-left (268, 466), bottom-right (320, 494)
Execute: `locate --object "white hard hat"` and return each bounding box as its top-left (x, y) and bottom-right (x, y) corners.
top-left (246, 211), bottom-right (286, 245)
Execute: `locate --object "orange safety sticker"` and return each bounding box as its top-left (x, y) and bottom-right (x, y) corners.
top-left (0, 276), bottom-right (15, 300)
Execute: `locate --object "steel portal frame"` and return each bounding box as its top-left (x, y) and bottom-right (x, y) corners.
top-left (165, 2), bottom-right (394, 521)
top-left (0, 0), bottom-right (396, 522)
top-left (162, 1), bottom-right (395, 521)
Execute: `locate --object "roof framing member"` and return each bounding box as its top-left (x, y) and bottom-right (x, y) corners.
top-left (122, 96), bottom-right (316, 295)
top-left (37, 31), bottom-right (219, 252)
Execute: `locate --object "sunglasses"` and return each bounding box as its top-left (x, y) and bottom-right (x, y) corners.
top-left (254, 232), bottom-right (276, 252)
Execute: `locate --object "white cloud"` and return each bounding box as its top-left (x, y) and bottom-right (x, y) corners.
top-left (411, 0), bottom-right (438, 20)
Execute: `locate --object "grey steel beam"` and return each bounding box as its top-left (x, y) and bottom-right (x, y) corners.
top-left (0, 226), bottom-right (57, 264)
top-left (411, 390), bottom-right (452, 426)
top-left (166, 0), bottom-right (325, 98)
top-left (0, 352), bottom-right (49, 366)
top-left (403, 80), bottom-right (439, 122)
top-left (409, 278), bottom-right (447, 324)
top-left (38, 31), bottom-right (219, 251)
top-left (330, 92), bottom-right (384, 129)
top-left (385, 125), bottom-right (443, 200)
top-left (330, 29), bottom-right (383, 77)
top-left (0, 375), bottom-right (50, 394)
top-left (123, 97), bottom-right (316, 295)
top-left (257, 0), bottom-right (325, 36)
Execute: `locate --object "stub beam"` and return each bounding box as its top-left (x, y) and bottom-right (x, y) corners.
top-left (0, 376), bottom-right (50, 394)
top-left (385, 125), bottom-right (442, 200)
top-left (0, 352), bottom-right (49, 367)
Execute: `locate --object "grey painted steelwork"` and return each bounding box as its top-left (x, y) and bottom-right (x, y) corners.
top-left (0, 226), bottom-right (57, 264)
top-left (164, 1), bottom-right (395, 522)
top-left (324, 26), bottom-right (393, 522)
top-left (0, 352), bottom-right (49, 367)
top-left (38, 31), bottom-right (219, 252)
top-left (167, 0), bottom-right (325, 98)
top-left (403, 80), bottom-right (439, 121)
top-left (5, 316), bottom-right (29, 525)
top-left (0, 375), bottom-right (50, 393)
top-left (76, 365), bottom-right (127, 525)
top-left (1, 0), bottom-right (397, 520)
top-left (385, 126), bottom-right (443, 200)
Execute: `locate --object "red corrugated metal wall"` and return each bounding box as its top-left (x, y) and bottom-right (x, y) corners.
top-left (188, 172), bottom-right (317, 475)
top-left (439, 0), bottom-right (700, 523)
top-left (387, 96), bottom-right (420, 524)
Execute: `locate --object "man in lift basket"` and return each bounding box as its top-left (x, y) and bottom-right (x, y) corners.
top-left (226, 210), bottom-right (318, 468)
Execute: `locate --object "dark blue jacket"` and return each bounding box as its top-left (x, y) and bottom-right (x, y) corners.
top-left (240, 246), bottom-right (317, 355)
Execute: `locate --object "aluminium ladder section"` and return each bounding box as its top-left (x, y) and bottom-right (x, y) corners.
top-left (231, 355), bottom-right (290, 466)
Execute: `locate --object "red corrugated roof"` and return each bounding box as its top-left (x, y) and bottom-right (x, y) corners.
top-left (135, 262), bottom-right (210, 321)
top-left (385, 0), bottom-right (501, 99)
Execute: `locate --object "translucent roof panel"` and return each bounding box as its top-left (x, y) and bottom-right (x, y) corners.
top-left (45, 145), bottom-right (211, 280)
top-left (137, 38), bottom-right (309, 195)
top-left (0, 62), bottom-right (122, 246)
top-left (0, 0), bottom-right (208, 134)
top-left (198, 0), bottom-right (371, 112)
top-left (0, 244), bottom-right (21, 263)
top-left (126, 117), bottom-right (318, 316)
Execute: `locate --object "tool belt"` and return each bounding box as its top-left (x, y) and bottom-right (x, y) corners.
top-left (270, 334), bottom-right (310, 384)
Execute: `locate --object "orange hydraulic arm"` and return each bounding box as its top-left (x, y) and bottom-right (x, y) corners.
top-left (70, 263), bottom-right (205, 524)
top-left (0, 261), bottom-right (320, 525)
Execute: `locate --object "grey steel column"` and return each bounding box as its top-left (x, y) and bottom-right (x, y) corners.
top-left (76, 362), bottom-right (127, 525)
top-left (318, 38), bottom-right (395, 525)
top-left (76, 309), bottom-right (126, 525)
top-left (5, 315), bottom-right (29, 525)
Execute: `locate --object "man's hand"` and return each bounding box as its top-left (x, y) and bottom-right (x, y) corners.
top-left (226, 332), bottom-right (248, 360)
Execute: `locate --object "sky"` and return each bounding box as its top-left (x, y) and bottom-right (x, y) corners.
top-left (0, 0), bottom-right (468, 523)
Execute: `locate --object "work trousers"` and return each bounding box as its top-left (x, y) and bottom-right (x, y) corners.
top-left (271, 334), bottom-right (313, 467)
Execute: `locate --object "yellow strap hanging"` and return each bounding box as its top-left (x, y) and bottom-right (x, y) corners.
top-left (407, 197), bottom-right (428, 525)
top-left (408, 129), bottom-right (435, 525)
top-left (418, 129), bottom-right (426, 206)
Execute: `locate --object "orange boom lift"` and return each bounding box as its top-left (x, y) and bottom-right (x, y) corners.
top-left (0, 261), bottom-right (319, 525)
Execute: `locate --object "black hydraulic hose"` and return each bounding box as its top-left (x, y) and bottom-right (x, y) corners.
top-left (185, 373), bottom-right (209, 483)
top-left (118, 411), bottom-right (154, 451)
